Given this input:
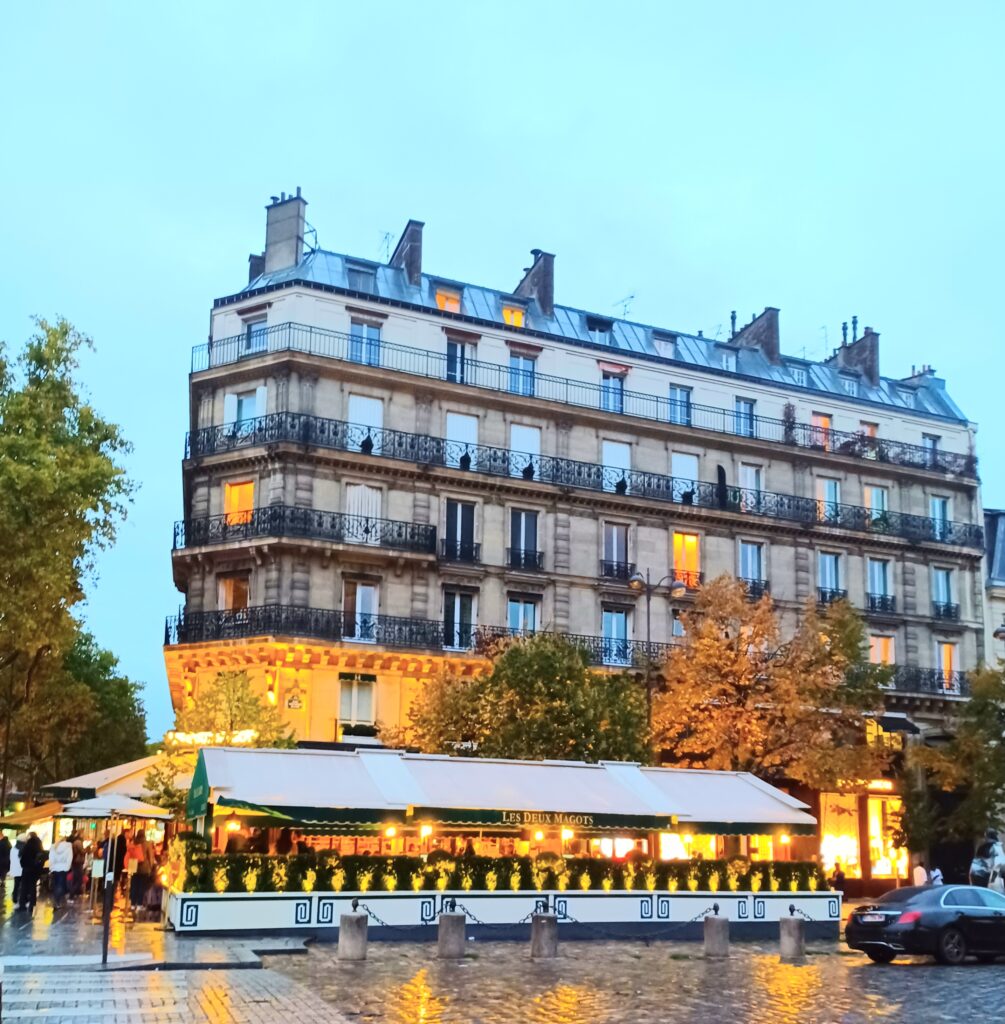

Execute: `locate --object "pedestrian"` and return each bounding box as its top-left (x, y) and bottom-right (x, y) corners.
top-left (10, 833), bottom-right (25, 905)
top-left (830, 861), bottom-right (846, 891)
top-left (17, 831), bottom-right (45, 914)
top-left (49, 832), bottom-right (73, 908)
top-left (0, 832), bottom-right (10, 892)
top-left (930, 866), bottom-right (944, 886)
top-left (129, 830), bottom-right (154, 915)
top-left (912, 858), bottom-right (929, 886)
top-left (69, 831), bottom-right (85, 899)
top-left (275, 827), bottom-right (294, 856)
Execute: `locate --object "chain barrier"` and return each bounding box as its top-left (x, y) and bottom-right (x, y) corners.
top-left (787, 904), bottom-right (814, 922)
top-left (353, 899), bottom-right (430, 934)
top-left (550, 903), bottom-right (720, 944)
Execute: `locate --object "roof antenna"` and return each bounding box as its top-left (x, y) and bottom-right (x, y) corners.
top-left (613, 293), bottom-right (635, 318)
top-left (820, 325), bottom-right (829, 358)
top-left (304, 221), bottom-right (318, 254)
top-left (378, 231), bottom-right (393, 262)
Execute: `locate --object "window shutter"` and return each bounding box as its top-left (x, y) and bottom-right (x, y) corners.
top-left (460, 504), bottom-right (475, 546)
top-left (255, 385), bottom-right (268, 417)
top-left (223, 393), bottom-right (237, 424)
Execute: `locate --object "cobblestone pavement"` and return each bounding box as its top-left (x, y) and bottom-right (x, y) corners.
top-left (266, 939), bottom-right (1005, 1023)
top-left (2, 968), bottom-right (348, 1023)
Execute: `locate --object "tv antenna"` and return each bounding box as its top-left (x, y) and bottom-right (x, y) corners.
top-left (613, 293), bottom-right (635, 318)
top-left (378, 231), bottom-right (393, 262)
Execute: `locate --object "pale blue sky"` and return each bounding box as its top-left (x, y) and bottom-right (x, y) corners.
top-left (1, 2), bottom-right (1001, 736)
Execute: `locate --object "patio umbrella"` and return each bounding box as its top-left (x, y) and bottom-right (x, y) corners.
top-left (60, 795), bottom-right (172, 820)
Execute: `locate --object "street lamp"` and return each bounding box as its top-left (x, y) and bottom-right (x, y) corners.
top-left (994, 618), bottom-right (1005, 642)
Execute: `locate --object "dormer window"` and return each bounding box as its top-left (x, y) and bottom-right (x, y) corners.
top-left (897, 387), bottom-right (915, 407)
top-left (586, 316), bottom-right (613, 346)
top-left (721, 349), bottom-right (738, 372)
top-left (435, 288), bottom-right (462, 313)
top-left (502, 305), bottom-right (525, 328)
top-left (840, 375), bottom-right (858, 397)
top-left (791, 366), bottom-right (807, 386)
top-left (346, 264), bottom-right (376, 293)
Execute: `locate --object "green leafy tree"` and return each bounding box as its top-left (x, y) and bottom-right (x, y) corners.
top-left (0, 319), bottom-right (132, 810)
top-left (399, 632), bottom-right (650, 763)
top-left (651, 575), bottom-right (891, 790)
top-left (911, 666), bottom-right (1005, 840)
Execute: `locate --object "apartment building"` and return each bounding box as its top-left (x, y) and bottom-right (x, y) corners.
top-left (166, 191), bottom-right (985, 757)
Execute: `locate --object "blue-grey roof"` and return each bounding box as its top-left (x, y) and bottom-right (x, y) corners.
top-left (227, 248), bottom-right (968, 424)
top-left (986, 511), bottom-right (1005, 586)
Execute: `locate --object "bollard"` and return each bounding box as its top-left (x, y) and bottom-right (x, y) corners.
top-left (703, 914), bottom-right (730, 957)
top-left (530, 913), bottom-right (559, 958)
top-left (437, 912), bottom-right (467, 959)
top-left (337, 912), bottom-right (369, 961)
top-left (779, 914), bottom-right (806, 960)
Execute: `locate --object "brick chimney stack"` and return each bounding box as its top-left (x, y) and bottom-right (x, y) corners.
top-left (263, 188), bottom-right (307, 274)
top-left (514, 249), bottom-right (555, 317)
top-left (389, 219), bottom-right (424, 286)
top-left (731, 307), bottom-right (781, 364)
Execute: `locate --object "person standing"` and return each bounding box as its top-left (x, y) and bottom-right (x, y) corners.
top-left (0, 833), bottom-right (11, 893)
top-left (830, 862), bottom-right (846, 891)
top-left (69, 832), bottom-right (85, 899)
top-left (17, 831), bottom-right (45, 914)
top-left (129, 830), bottom-right (154, 915)
top-left (930, 866), bottom-right (944, 885)
top-left (10, 833), bottom-right (25, 905)
top-left (49, 833), bottom-right (73, 908)
top-left (912, 858), bottom-right (929, 886)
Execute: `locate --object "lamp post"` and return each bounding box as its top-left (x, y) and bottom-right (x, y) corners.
top-left (628, 569), bottom-right (688, 726)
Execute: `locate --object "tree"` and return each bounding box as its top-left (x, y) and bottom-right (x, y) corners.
top-left (398, 632), bottom-right (650, 763)
top-left (651, 575), bottom-right (891, 790)
top-left (911, 666), bottom-right (1005, 840)
top-left (0, 319), bottom-right (132, 809)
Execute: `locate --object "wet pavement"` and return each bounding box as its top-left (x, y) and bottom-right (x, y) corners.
top-left (266, 939), bottom-right (1005, 1023)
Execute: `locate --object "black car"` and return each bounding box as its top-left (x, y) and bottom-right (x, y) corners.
top-left (846, 884), bottom-right (1005, 964)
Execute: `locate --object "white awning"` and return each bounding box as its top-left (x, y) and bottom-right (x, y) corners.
top-left (60, 795), bottom-right (172, 821)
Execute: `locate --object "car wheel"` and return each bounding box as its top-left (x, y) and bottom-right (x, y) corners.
top-left (865, 949), bottom-right (897, 964)
top-left (935, 927), bottom-right (967, 965)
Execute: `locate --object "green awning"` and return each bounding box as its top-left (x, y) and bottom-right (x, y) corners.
top-left (410, 806), bottom-right (676, 832)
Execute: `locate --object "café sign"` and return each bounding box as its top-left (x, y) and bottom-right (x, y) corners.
top-left (501, 810), bottom-right (595, 827)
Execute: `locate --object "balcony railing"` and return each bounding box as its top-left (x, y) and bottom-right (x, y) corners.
top-left (889, 666), bottom-right (969, 698)
top-left (474, 626), bottom-right (676, 669)
top-left (742, 578), bottom-right (771, 600)
top-left (673, 570), bottom-right (704, 589)
top-left (867, 593), bottom-right (898, 614)
top-left (440, 540), bottom-right (481, 564)
top-left (932, 601), bottom-right (961, 621)
top-left (599, 559), bottom-right (636, 581)
top-left (191, 321), bottom-right (976, 477)
top-left (507, 548), bottom-right (545, 571)
top-left (185, 413), bottom-right (984, 550)
top-left (173, 506), bottom-right (437, 554)
top-left (817, 587), bottom-right (848, 605)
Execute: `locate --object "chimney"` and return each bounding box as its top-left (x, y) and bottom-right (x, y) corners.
top-left (825, 325), bottom-right (880, 386)
top-left (513, 249), bottom-right (555, 317)
top-left (248, 252), bottom-right (265, 284)
top-left (263, 188), bottom-right (307, 274)
top-left (389, 219), bottom-right (424, 286)
top-left (731, 307), bottom-right (780, 364)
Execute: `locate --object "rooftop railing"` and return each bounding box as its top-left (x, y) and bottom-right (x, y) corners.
top-left (191, 321), bottom-right (976, 478)
top-left (173, 506), bottom-right (437, 554)
top-left (185, 412), bottom-right (984, 550)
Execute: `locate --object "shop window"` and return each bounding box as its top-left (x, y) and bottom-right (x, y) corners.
top-left (435, 288), bottom-right (461, 313)
top-left (867, 795), bottom-right (908, 879)
top-left (224, 481), bottom-right (254, 525)
top-left (819, 792), bottom-right (861, 878)
top-left (502, 305), bottom-right (525, 328)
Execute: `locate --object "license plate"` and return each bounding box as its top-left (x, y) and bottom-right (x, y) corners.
top-left (859, 914), bottom-right (886, 923)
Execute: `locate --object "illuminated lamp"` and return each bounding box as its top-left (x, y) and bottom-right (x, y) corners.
top-left (534, 830), bottom-right (545, 842)
top-left (419, 824), bottom-right (433, 839)
top-left (669, 580), bottom-right (687, 600)
top-left (867, 779), bottom-right (895, 792)
top-left (384, 826), bottom-right (397, 838)
top-left (561, 828), bottom-right (575, 842)
top-left (993, 618), bottom-right (1005, 641)
top-left (225, 814), bottom-right (241, 833)
top-left (779, 834), bottom-right (791, 845)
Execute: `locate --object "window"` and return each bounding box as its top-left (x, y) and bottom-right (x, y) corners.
top-left (791, 367), bottom-right (807, 386)
top-left (818, 552), bottom-right (842, 594)
top-left (218, 574), bottom-right (250, 611)
top-left (223, 481), bottom-right (254, 525)
top-left (860, 421), bottom-right (879, 438)
top-left (344, 484), bottom-right (382, 542)
top-left (510, 508), bottom-right (539, 569)
top-left (923, 434), bottom-right (941, 462)
top-left (671, 452), bottom-right (699, 488)
top-left (739, 462), bottom-right (762, 511)
top-left (502, 305), bottom-right (525, 328)
top-left (510, 423), bottom-right (541, 478)
top-left (668, 385), bottom-right (692, 426)
top-left (349, 320), bottom-right (381, 366)
top-left (868, 558), bottom-right (891, 598)
top-left (671, 609), bottom-right (685, 637)
top-left (509, 353), bottom-right (536, 396)
top-left (233, 388), bottom-right (266, 425)
top-left (446, 412), bottom-right (478, 469)
top-left (244, 319), bottom-right (268, 354)
top-left (507, 596), bottom-right (538, 634)
top-left (739, 540), bottom-right (764, 582)
top-left (943, 888), bottom-right (988, 908)
top-left (446, 339), bottom-right (474, 383)
top-left (734, 398), bottom-right (755, 437)
top-left (346, 265), bottom-right (376, 293)
top-left (339, 673), bottom-right (376, 728)
top-left (673, 532), bottom-right (700, 586)
top-left (816, 477), bottom-right (841, 522)
top-left (445, 500), bottom-right (477, 562)
top-left (811, 412), bottom-right (832, 450)
top-left (840, 376), bottom-right (858, 397)
top-left (602, 440), bottom-right (631, 493)
top-left (869, 635), bottom-right (895, 665)
top-left (602, 522), bottom-right (629, 578)
top-left (864, 485), bottom-right (888, 520)
top-left (343, 581), bottom-right (378, 641)
top-left (936, 641), bottom-right (958, 686)
top-left (601, 608), bottom-right (630, 666)
top-left (722, 350), bottom-right (738, 372)
top-left (930, 496), bottom-right (950, 540)
top-left (587, 316), bottom-right (613, 345)
top-left (347, 394), bottom-right (383, 453)
top-left (932, 568), bottom-right (954, 614)
top-left (435, 288), bottom-right (461, 313)
top-left (897, 387), bottom-right (914, 406)
top-left (601, 373), bottom-right (625, 413)
top-left (444, 590), bottom-right (475, 649)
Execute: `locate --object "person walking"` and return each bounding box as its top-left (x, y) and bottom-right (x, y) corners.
top-left (69, 832), bottom-right (85, 899)
top-left (129, 830), bottom-right (154, 915)
top-left (0, 832), bottom-right (11, 894)
top-left (17, 831), bottom-right (45, 914)
top-left (830, 862), bottom-right (846, 891)
top-left (10, 833), bottom-right (25, 905)
top-left (930, 866), bottom-right (944, 885)
top-left (49, 833), bottom-right (73, 908)
top-left (912, 858), bottom-right (929, 886)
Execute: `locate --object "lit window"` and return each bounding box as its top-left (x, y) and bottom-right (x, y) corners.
top-left (224, 481), bottom-right (254, 525)
top-left (673, 533), bottom-right (700, 584)
top-left (867, 796), bottom-right (908, 879)
top-left (811, 412), bottom-right (832, 449)
top-left (218, 574), bottom-right (250, 611)
top-left (936, 641), bottom-right (958, 684)
top-left (435, 288), bottom-right (461, 313)
top-left (869, 635), bottom-right (895, 665)
top-left (502, 305), bottom-right (525, 328)
top-left (339, 673), bottom-right (376, 728)
top-left (860, 421), bottom-right (879, 438)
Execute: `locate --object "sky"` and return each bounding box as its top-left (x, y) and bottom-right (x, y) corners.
top-left (2, 2), bottom-right (1002, 738)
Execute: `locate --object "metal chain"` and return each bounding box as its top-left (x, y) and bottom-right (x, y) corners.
top-left (354, 900), bottom-right (430, 933)
top-left (553, 903), bottom-right (720, 943)
top-left (788, 904), bottom-right (814, 922)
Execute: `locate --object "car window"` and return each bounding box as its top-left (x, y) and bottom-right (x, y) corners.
top-left (975, 889), bottom-right (1005, 909)
top-left (877, 886), bottom-right (927, 904)
top-left (943, 888), bottom-right (986, 907)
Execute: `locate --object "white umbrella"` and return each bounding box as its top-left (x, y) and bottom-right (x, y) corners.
top-left (60, 795), bottom-right (172, 821)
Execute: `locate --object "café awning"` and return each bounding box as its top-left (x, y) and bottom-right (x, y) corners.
top-left (60, 795), bottom-right (172, 821)
top-left (188, 747), bottom-right (816, 835)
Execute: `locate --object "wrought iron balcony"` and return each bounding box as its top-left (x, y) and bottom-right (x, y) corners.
top-left (439, 540), bottom-right (481, 564)
top-left (184, 412), bottom-right (984, 550)
top-left (599, 559), bottom-right (636, 581)
top-left (889, 666), bottom-right (969, 698)
top-left (742, 578), bottom-right (771, 600)
top-left (672, 569), bottom-right (704, 589)
top-left (507, 548), bottom-right (545, 571)
top-left (867, 593), bottom-right (898, 614)
top-left (474, 626), bottom-right (676, 669)
top-left (817, 587), bottom-right (848, 605)
top-left (173, 506), bottom-right (437, 554)
top-left (191, 321), bottom-right (976, 477)
top-left (932, 601), bottom-right (961, 621)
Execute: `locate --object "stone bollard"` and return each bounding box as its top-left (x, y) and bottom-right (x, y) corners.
top-left (438, 912), bottom-right (467, 959)
top-left (704, 914), bottom-right (730, 958)
top-left (337, 912), bottom-right (369, 961)
top-left (779, 914), bottom-right (806, 960)
top-left (530, 913), bottom-right (559, 958)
